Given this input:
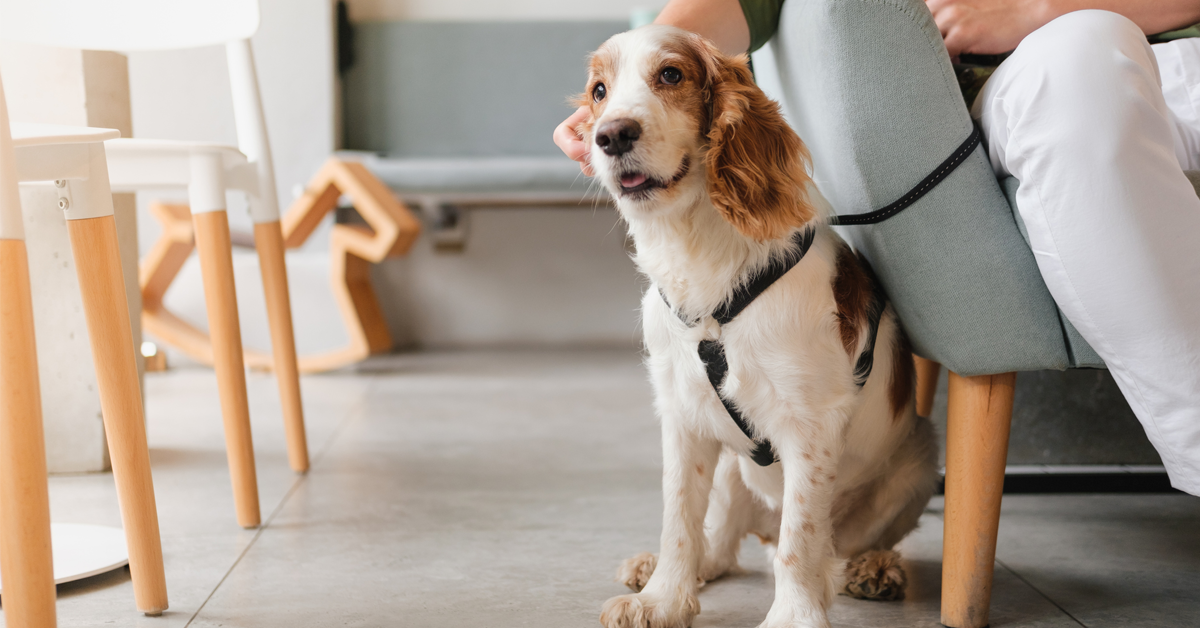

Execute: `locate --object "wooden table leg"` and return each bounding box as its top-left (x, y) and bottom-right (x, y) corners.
top-left (253, 220), bottom-right (308, 473)
top-left (914, 356), bottom-right (941, 418)
top-left (942, 371), bottom-right (1016, 628)
top-left (68, 215), bottom-right (170, 615)
top-left (193, 210), bottom-right (261, 528)
top-left (0, 238), bottom-right (57, 628)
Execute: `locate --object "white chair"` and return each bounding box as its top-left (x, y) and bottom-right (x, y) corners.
top-left (1, 0), bottom-right (312, 530)
top-left (0, 75), bottom-right (167, 625)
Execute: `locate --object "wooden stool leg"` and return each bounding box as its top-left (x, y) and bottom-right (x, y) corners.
top-left (253, 220), bottom-right (308, 473)
top-left (942, 371), bottom-right (1016, 628)
top-left (68, 216), bottom-right (169, 615)
top-left (914, 356), bottom-right (941, 418)
top-left (193, 210), bottom-right (261, 528)
top-left (0, 239), bottom-right (57, 628)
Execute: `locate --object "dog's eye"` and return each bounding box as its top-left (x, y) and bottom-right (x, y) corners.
top-left (660, 67), bottom-right (682, 85)
top-left (593, 83), bottom-right (606, 102)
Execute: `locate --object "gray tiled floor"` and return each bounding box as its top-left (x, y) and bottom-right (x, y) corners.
top-left (16, 349), bottom-right (1200, 627)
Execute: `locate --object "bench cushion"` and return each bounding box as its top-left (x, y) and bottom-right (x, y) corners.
top-left (341, 152), bottom-right (587, 195)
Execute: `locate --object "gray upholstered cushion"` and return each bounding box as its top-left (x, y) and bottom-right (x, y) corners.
top-left (770, 0), bottom-right (1073, 376)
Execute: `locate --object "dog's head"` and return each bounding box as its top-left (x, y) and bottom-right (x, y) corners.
top-left (576, 25), bottom-right (815, 240)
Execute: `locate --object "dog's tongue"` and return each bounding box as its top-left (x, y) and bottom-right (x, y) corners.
top-left (621, 173), bottom-right (647, 188)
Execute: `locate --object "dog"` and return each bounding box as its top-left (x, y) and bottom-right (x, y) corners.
top-left (572, 25), bottom-right (939, 628)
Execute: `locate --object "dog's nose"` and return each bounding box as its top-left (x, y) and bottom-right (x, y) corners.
top-left (595, 118), bottom-right (641, 156)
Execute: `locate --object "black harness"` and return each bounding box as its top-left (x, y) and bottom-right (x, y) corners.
top-left (658, 125), bottom-right (982, 466)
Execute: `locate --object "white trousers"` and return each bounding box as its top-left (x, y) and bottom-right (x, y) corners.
top-left (974, 10), bottom-right (1200, 495)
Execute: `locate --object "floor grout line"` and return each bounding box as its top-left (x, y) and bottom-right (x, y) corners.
top-left (995, 558), bottom-right (1089, 628)
top-left (182, 379), bottom-right (377, 627)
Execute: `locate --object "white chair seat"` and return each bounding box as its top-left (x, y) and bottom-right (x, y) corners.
top-left (10, 122), bottom-right (120, 185)
top-left (10, 122), bottom-right (120, 147)
top-left (104, 138), bottom-right (255, 193)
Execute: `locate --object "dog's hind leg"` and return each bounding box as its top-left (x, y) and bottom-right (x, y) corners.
top-left (838, 486), bottom-right (926, 601)
top-left (835, 416), bottom-right (938, 601)
top-left (618, 450), bottom-right (779, 592)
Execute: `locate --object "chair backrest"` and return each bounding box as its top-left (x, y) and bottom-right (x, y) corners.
top-left (768, 0), bottom-right (1071, 376)
top-left (0, 0), bottom-right (280, 222)
top-left (0, 74), bottom-right (25, 240)
top-left (0, 0), bottom-right (258, 51)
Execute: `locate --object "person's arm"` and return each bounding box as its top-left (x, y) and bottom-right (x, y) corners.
top-left (553, 0), bottom-right (756, 173)
top-left (655, 0), bottom-right (753, 54)
top-left (928, 0), bottom-right (1200, 56)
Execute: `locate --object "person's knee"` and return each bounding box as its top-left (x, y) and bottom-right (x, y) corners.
top-left (988, 10), bottom-right (1158, 125)
top-left (1010, 10), bottom-right (1151, 84)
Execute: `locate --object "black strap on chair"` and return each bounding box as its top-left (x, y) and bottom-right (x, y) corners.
top-left (829, 124), bottom-right (981, 226)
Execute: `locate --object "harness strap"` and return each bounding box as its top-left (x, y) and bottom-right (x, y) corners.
top-left (852, 281), bottom-right (888, 386)
top-left (660, 227), bottom-right (816, 467)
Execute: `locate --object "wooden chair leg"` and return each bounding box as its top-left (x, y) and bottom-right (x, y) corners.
top-left (193, 210), bottom-right (261, 528)
top-left (0, 239), bottom-right (57, 627)
top-left (253, 220), bottom-right (308, 473)
top-left (68, 215), bottom-right (169, 615)
top-left (942, 371), bottom-right (1016, 628)
top-left (914, 356), bottom-right (941, 418)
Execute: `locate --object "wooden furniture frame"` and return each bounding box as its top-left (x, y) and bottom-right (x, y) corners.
top-left (0, 113), bottom-right (168, 625)
top-left (141, 158), bottom-right (420, 374)
top-left (914, 356), bottom-right (1017, 628)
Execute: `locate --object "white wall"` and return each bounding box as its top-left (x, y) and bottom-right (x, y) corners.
top-left (346, 0), bottom-right (661, 22)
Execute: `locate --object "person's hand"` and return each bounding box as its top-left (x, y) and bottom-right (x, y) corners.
top-left (926, 0), bottom-right (1052, 57)
top-left (554, 105), bottom-right (594, 176)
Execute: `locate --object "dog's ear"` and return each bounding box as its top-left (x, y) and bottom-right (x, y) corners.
top-left (702, 49), bottom-right (815, 241)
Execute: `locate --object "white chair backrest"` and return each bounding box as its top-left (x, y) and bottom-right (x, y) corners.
top-left (0, 0), bottom-right (280, 221)
top-left (0, 0), bottom-right (259, 51)
top-left (0, 73), bottom-right (25, 239)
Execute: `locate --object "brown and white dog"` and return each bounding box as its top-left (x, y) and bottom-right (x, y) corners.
top-left (574, 26), bottom-right (938, 628)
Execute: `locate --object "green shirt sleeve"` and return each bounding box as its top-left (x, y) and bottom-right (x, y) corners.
top-left (739, 0), bottom-right (785, 53)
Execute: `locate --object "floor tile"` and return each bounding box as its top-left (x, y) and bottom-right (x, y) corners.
top-left (9, 350), bottom-right (1199, 627)
top-left (993, 494), bottom-right (1200, 627)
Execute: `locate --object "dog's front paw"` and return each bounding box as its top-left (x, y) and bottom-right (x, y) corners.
top-left (756, 604), bottom-right (831, 628)
top-left (616, 552), bottom-right (658, 592)
top-left (755, 615), bottom-right (831, 628)
top-left (600, 591), bottom-right (700, 628)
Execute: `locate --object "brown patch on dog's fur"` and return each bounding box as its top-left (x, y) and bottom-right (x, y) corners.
top-left (889, 328), bottom-right (915, 421)
top-left (649, 37), bottom-right (712, 131)
top-left (832, 242), bottom-right (873, 357)
top-left (681, 36), bottom-right (814, 241)
top-left (842, 549), bottom-right (907, 601)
